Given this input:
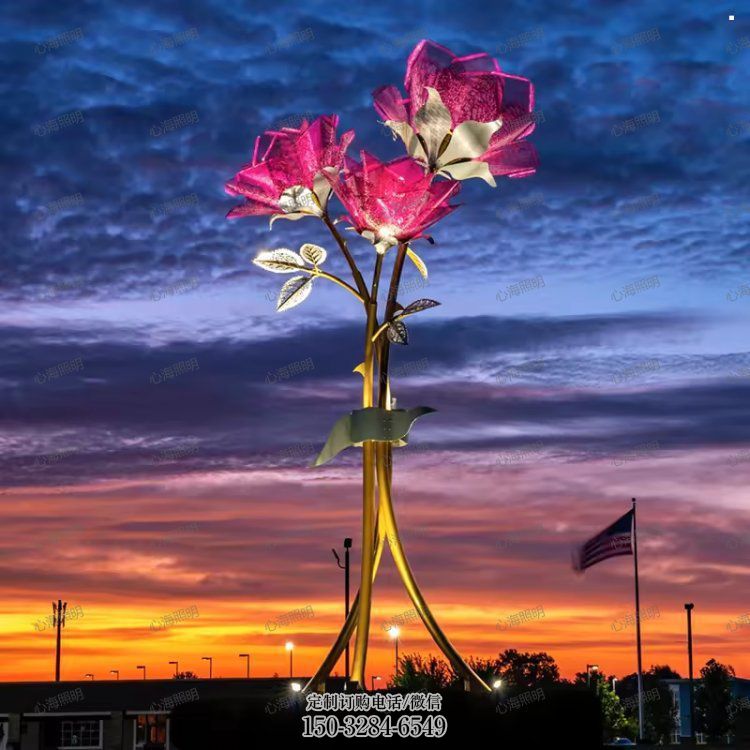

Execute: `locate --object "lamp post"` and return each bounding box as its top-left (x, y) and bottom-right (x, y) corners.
top-left (110, 670), bottom-right (119, 681)
top-left (685, 603), bottom-right (695, 743)
top-left (285, 642), bottom-right (294, 678)
top-left (332, 537), bottom-right (352, 682)
top-left (84, 673), bottom-right (94, 681)
top-left (136, 665), bottom-right (146, 680)
top-left (169, 661), bottom-right (179, 677)
top-left (612, 677), bottom-right (618, 693)
top-left (388, 626), bottom-right (400, 678)
top-left (239, 653), bottom-right (250, 678)
top-left (492, 678), bottom-right (502, 690)
top-left (53, 599), bottom-right (67, 682)
top-left (202, 656), bottom-right (213, 679)
top-left (371, 675), bottom-right (381, 691)
top-left (586, 664), bottom-right (599, 687)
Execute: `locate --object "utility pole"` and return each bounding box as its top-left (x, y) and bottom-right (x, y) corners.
top-left (685, 603), bottom-right (696, 743)
top-left (53, 599), bottom-right (67, 682)
top-left (332, 538), bottom-right (352, 682)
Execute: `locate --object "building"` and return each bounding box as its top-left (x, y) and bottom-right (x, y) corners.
top-left (0, 677), bottom-right (312, 749)
top-left (665, 676), bottom-right (750, 743)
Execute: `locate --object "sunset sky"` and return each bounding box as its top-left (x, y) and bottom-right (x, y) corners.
top-left (1, 0), bottom-right (749, 685)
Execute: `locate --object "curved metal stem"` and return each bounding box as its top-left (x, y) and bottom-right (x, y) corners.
top-left (322, 212), bottom-right (370, 302)
top-left (375, 443), bottom-right (490, 693)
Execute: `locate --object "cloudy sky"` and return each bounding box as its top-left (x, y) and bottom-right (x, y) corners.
top-left (1, 0), bottom-right (748, 683)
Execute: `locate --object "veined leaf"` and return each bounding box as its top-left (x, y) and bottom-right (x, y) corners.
top-left (313, 406), bottom-right (436, 467)
top-left (387, 320), bottom-right (408, 345)
top-left (277, 275), bottom-right (313, 312)
top-left (405, 247), bottom-right (428, 279)
top-left (300, 243), bottom-right (327, 266)
top-left (401, 298), bottom-right (441, 317)
top-left (253, 248), bottom-right (305, 274)
top-left (279, 185), bottom-right (317, 214)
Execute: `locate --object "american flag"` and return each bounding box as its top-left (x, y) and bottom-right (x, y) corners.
top-left (573, 509), bottom-right (634, 571)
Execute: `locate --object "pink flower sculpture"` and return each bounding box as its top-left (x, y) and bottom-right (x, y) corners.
top-left (225, 114), bottom-right (354, 223)
top-left (373, 40), bottom-right (538, 186)
top-left (226, 39), bottom-right (540, 696)
top-left (326, 152), bottom-right (461, 252)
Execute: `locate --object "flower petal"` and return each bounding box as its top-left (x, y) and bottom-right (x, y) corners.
top-left (439, 118), bottom-right (502, 165)
top-left (440, 159), bottom-right (497, 186)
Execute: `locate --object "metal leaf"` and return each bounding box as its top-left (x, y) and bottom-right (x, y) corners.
top-left (387, 320), bottom-right (408, 345)
top-left (277, 275), bottom-right (313, 312)
top-left (300, 243), bottom-right (327, 266)
top-left (401, 299), bottom-right (440, 317)
top-left (313, 406), bottom-right (436, 467)
top-left (405, 247), bottom-right (428, 279)
top-left (253, 248), bottom-right (305, 274)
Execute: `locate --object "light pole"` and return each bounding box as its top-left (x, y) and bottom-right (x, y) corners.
top-left (285, 642), bottom-right (294, 678)
top-left (586, 663), bottom-right (599, 687)
top-left (202, 656), bottom-right (213, 679)
top-left (136, 665), bottom-right (146, 680)
top-left (388, 626), bottom-right (400, 678)
top-left (84, 673), bottom-right (94, 681)
top-left (110, 670), bottom-right (119, 681)
top-left (53, 599), bottom-right (67, 682)
top-left (239, 653), bottom-right (250, 678)
top-left (611, 677), bottom-right (618, 693)
top-left (492, 678), bottom-right (502, 690)
top-left (332, 537), bottom-right (352, 682)
top-left (169, 660), bottom-right (179, 677)
top-left (685, 603), bottom-right (695, 743)
top-left (371, 675), bottom-right (381, 691)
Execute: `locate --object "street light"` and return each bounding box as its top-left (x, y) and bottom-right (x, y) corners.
top-left (136, 665), bottom-right (146, 680)
top-left (202, 656), bottom-right (213, 679)
top-left (332, 537), bottom-right (352, 682)
top-left (388, 626), bottom-right (400, 677)
top-left (239, 653), bottom-right (250, 678)
top-left (685, 603), bottom-right (696, 743)
top-left (612, 677), bottom-right (618, 693)
top-left (492, 678), bottom-right (503, 690)
top-left (169, 661), bottom-right (179, 677)
top-left (291, 682), bottom-right (302, 692)
top-left (110, 670), bottom-right (119, 680)
top-left (371, 675), bottom-right (381, 691)
top-left (84, 673), bottom-right (94, 681)
top-left (285, 642), bottom-right (294, 678)
top-left (586, 664), bottom-right (599, 687)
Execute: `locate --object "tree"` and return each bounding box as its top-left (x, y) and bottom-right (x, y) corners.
top-left (618, 665), bottom-right (680, 743)
top-left (573, 670), bottom-right (630, 740)
top-left (696, 659), bottom-right (735, 740)
top-left (467, 649), bottom-right (561, 689)
top-left (389, 654), bottom-right (455, 691)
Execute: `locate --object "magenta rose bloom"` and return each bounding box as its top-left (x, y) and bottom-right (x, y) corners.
top-left (225, 114), bottom-right (354, 222)
top-left (326, 151), bottom-right (460, 252)
top-left (373, 40), bottom-right (538, 186)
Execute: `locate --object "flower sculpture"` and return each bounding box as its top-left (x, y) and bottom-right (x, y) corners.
top-left (226, 114), bottom-right (354, 222)
top-left (226, 40), bottom-right (539, 694)
top-left (373, 39), bottom-right (539, 185)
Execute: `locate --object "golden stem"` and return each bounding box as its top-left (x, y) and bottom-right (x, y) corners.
top-left (375, 443), bottom-right (491, 693)
top-left (322, 212), bottom-right (370, 302)
top-left (306, 268), bottom-right (363, 303)
top-left (372, 242), bottom-right (490, 694)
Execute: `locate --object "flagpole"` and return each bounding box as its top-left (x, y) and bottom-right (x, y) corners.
top-left (632, 497), bottom-right (644, 742)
